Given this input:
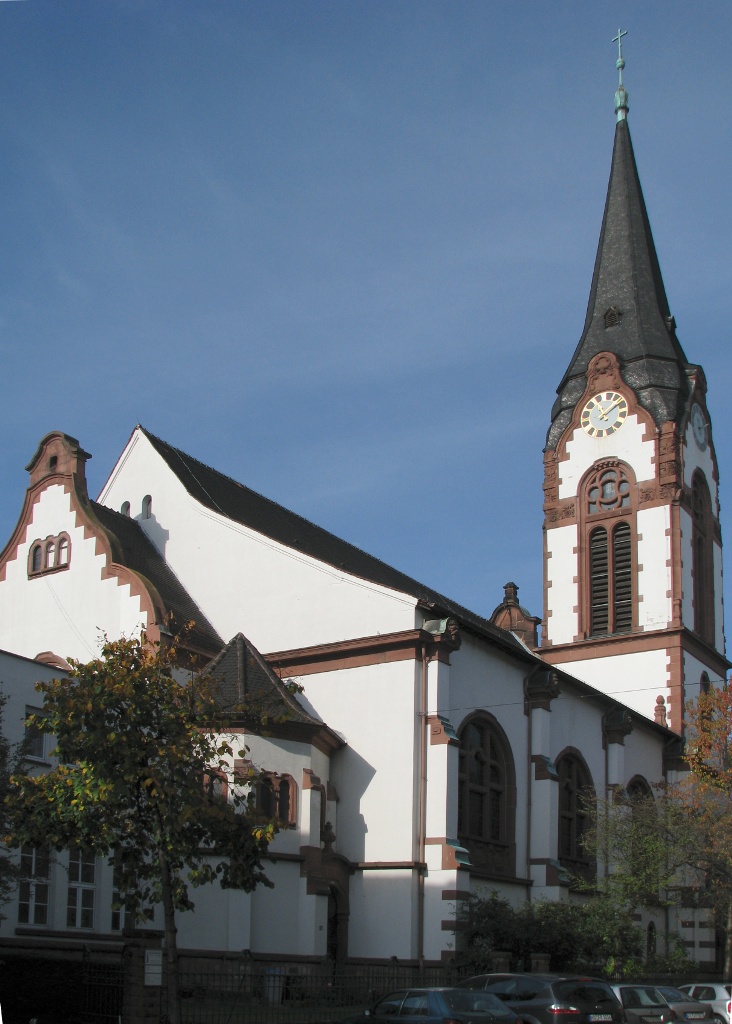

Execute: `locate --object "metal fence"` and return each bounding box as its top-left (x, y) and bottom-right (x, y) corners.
top-left (171, 960), bottom-right (462, 1024)
top-left (81, 952), bottom-right (125, 1024)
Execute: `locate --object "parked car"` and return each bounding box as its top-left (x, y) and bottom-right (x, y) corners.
top-left (610, 984), bottom-right (677, 1024)
top-left (341, 987), bottom-right (521, 1024)
top-left (457, 973), bottom-right (623, 1024)
top-left (654, 988), bottom-right (713, 1023)
top-left (679, 985), bottom-right (731, 1024)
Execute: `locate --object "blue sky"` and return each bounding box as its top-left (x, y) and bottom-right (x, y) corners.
top-left (1, 2), bottom-right (731, 652)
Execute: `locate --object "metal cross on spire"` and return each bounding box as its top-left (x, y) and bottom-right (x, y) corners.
top-left (612, 28), bottom-right (629, 121)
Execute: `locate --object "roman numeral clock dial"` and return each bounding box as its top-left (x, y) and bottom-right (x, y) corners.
top-left (580, 391), bottom-right (628, 438)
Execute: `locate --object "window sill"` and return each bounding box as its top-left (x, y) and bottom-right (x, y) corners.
top-left (28, 563), bottom-right (70, 580)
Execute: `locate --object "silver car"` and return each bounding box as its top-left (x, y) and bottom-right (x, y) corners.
top-left (655, 987), bottom-right (713, 1024)
top-left (679, 985), bottom-right (731, 1024)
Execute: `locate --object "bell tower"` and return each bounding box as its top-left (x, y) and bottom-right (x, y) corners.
top-left (539, 34), bottom-right (728, 733)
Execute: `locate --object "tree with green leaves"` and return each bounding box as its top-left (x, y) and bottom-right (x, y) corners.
top-left (459, 891), bottom-right (646, 975)
top-left (579, 684), bottom-right (732, 979)
top-left (4, 633), bottom-right (278, 1024)
top-left (682, 683), bottom-right (732, 979)
top-left (0, 693), bottom-right (22, 919)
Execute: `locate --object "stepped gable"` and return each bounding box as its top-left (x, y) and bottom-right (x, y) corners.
top-left (140, 427), bottom-right (531, 658)
top-left (91, 501), bottom-right (222, 655)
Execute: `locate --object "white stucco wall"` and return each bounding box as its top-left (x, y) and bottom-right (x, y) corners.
top-left (559, 415), bottom-right (656, 500)
top-left (348, 870), bottom-right (416, 959)
top-left (554, 648), bottom-right (669, 721)
top-left (301, 659), bottom-right (419, 864)
top-left (98, 431), bottom-right (418, 654)
top-left (0, 486), bottom-right (148, 663)
top-left (545, 523), bottom-right (578, 644)
top-left (636, 504), bottom-right (672, 630)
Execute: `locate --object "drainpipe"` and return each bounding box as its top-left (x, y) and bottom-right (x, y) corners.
top-left (526, 677), bottom-right (533, 891)
top-left (417, 640), bottom-right (428, 971)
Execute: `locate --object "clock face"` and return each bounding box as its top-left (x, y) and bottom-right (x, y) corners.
top-left (581, 391), bottom-right (629, 438)
top-left (690, 403), bottom-right (707, 450)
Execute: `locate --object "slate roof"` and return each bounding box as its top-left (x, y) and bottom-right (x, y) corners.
top-left (547, 116), bottom-right (693, 449)
top-left (90, 501), bottom-right (223, 655)
top-left (139, 427), bottom-right (530, 659)
top-left (206, 632), bottom-right (344, 749)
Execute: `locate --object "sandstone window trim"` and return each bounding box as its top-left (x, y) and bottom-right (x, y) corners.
top-left (457, 713), bottom-right (516, 878)
top-left (27, 532), bottom-right (72, 579)
top-left (579, 461), bottom-right (638, 638)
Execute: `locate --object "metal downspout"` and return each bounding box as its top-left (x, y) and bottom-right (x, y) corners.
top-left (526, 682), bottom-right (533, 891)
top-left (417, 641), bottom-right (428, 970)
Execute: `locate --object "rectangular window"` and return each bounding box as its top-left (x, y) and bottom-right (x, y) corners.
top-left (18, 845), bottom-right (50, 925)
top-left (67, 848), bottom-right (96, 928)
top-left (24, 709), bottom-right (45, 760)
top-left (111, 865), bottom-right (127, 932)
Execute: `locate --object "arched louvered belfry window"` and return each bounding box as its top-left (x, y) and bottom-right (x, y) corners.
top-left (583, 462), bottom-right (636, 637)
top-left (692, 471), bottom-right (715, 645)
top-left (457, 714), bottom-right (516, 878)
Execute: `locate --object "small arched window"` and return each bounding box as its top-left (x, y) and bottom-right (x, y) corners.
top-left (278, 779), bottom-right (291, 824)
top-left (57, 537), bottom-right (69, 566)
top-left (49, 456), bottom-right (58, 472)
top-left (254, 773), bottom-right (297, 827)
top-left (28, 535), bottom-right (71, 577)
top-left (556, 751), bottom-right (595, 881)
top-left (141, 495), bottom-right (152, 519)
top-left (700, 672), bottom-right (711, 696)
top-left (120, 501), bottom-right (131, 517)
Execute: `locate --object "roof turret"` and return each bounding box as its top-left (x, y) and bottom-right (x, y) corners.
top-left (546, 35), bottom-right (692, 449)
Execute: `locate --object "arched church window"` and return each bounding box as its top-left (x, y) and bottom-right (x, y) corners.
top-left (700, 672), bottom-right (711, 696)
top-left (142, 495), bottom-right (152, 519)
top-left (457, 715), bottom-right (516, 877)
top-left (556, 751), bottom-right (594, 881)
top-left (646, 921), bottom-right (657, 959)
top-left (44, 542), bottom-right (55, 570)
top-left (692, 472), bottom-right (715, 645)
top-left (582, 461), bottom-right (636, 638)
top-left (31, 545), bottom-right (42, 574)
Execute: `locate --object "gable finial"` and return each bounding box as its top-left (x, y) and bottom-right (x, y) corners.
top-left (613, 28), bottom-right (629, 121)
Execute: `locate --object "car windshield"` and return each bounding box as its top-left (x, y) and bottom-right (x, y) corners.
top-left (553, 983), bottom-right (618, 1008)
top-left (444, 990), bottom-right (503, 1016)
top-left (619, 988), bottom-right (665, 1008)
top-left (658, 989), bottom-right (690, 1002)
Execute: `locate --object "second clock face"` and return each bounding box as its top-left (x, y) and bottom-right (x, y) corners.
top-left (581, 391), bottom-right (629, 438)
top-left (690, 403), bottom-right (707, 450)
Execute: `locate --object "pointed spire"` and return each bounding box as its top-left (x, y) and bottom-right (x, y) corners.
top-left (546, 40), bottom-right (691, 449)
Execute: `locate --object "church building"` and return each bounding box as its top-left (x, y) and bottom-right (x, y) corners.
top-left (0, 50), bottom-right (726, 972)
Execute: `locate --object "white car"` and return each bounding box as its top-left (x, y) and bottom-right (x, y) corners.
top-left (679, 985), bottom-right (731, 1024)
